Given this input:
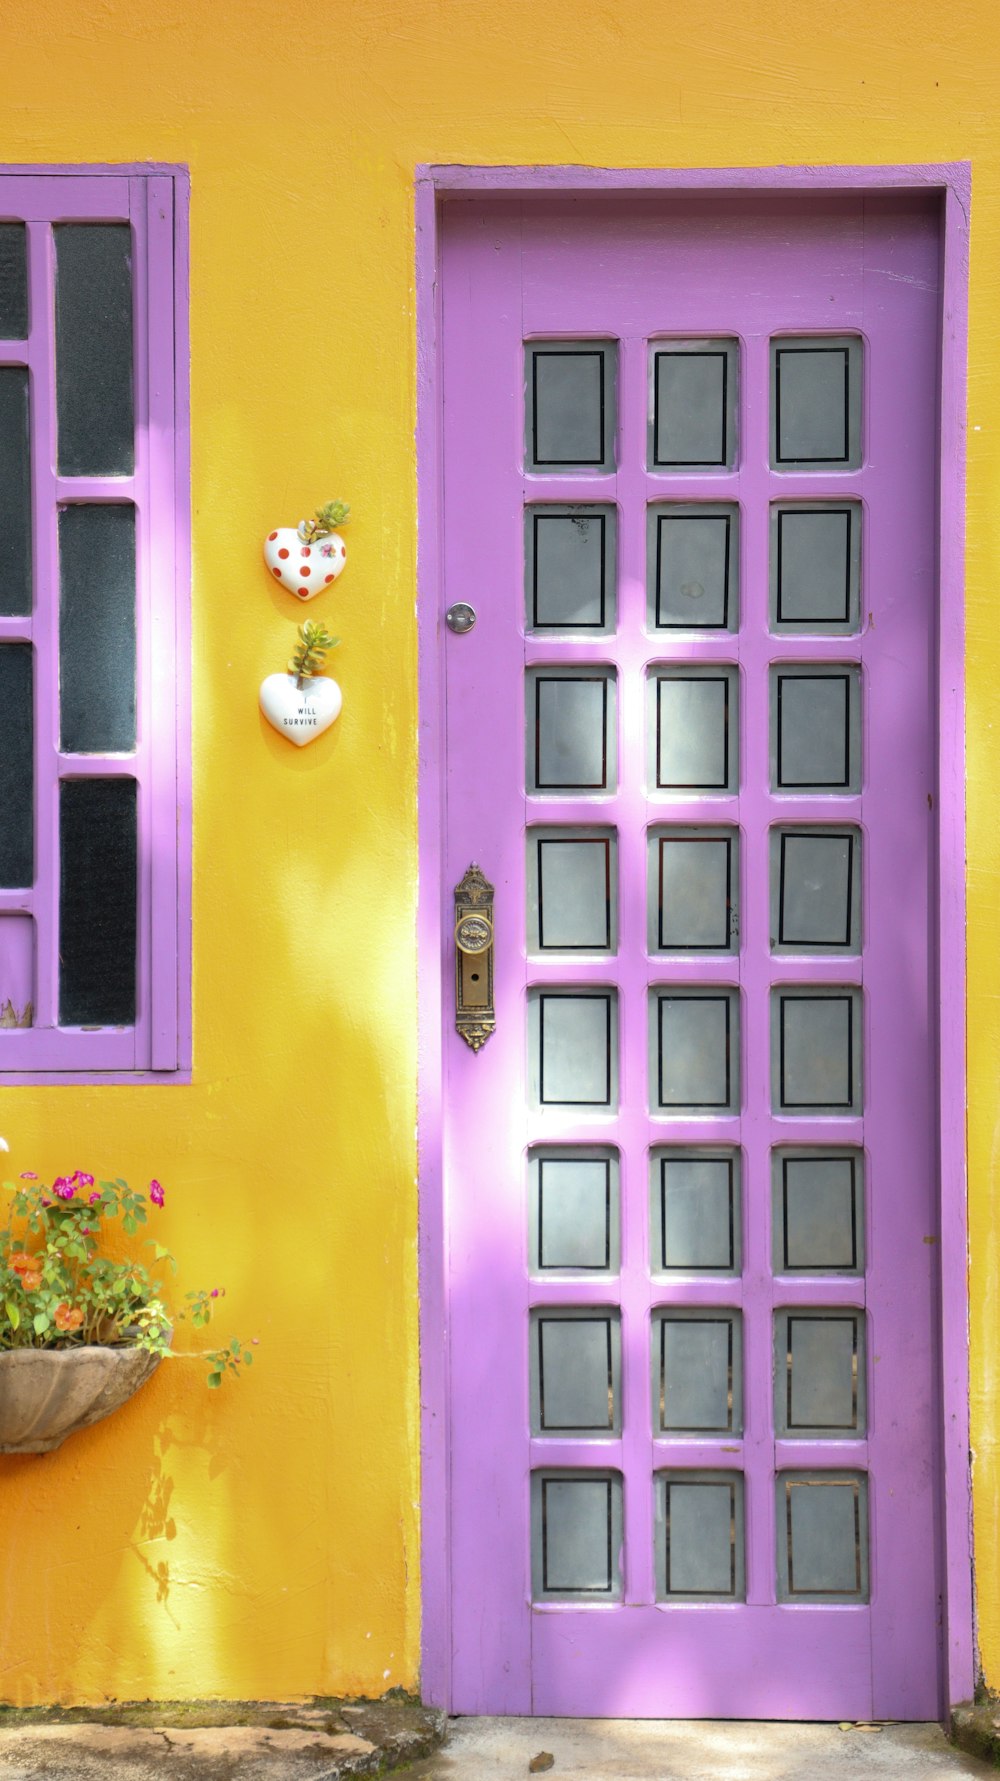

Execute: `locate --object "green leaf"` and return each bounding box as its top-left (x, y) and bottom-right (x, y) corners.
top-left (5, 1301), bottom-right (19, 1331)
top-left (207, 1372), bottom-right (222, 1389)
top-left (32, 1312), bottom-right (49, 1335)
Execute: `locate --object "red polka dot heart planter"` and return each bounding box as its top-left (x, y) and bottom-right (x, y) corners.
top-left (265, 527), bottom-right (347, 599)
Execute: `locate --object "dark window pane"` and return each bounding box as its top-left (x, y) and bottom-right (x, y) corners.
top-left (59, 778), bottom-right (137, 1026)
top-left (59, 505), bottom-right (136, 752)
top-left (0, 645), bottom-right (33, 888)
top-left (0, 369), bottom-right (31, 616)
top-left (0, 224), bottom-right (28, 338)
top-left (55, 224), bottom-right (134, 476)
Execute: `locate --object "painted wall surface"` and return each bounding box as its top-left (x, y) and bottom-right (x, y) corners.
top-left (0, 0), bottom-right (997, 1706)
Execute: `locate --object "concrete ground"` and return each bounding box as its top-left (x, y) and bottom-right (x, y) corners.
top-left (408, 1718), bottom-right (998, 1781)
top-left (0, 1710), bottom-right (993, 1780)
top-left (0, 1699), bottom-right (444, 1780)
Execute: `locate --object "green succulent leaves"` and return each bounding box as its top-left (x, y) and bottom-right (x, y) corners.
top-left (297, 498), bottom-right (350, 544)
top-left (289, 619), bottom-right (340, 686)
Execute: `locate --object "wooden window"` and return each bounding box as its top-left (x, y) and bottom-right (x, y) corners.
top-left (0, 170), bottom-right (189, 1080)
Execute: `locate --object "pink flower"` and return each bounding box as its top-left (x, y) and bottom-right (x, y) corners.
top-left (149, 1180), bottom-right (165, 1208)
top-left (88, 1192), bottom-right (101, 1205)
top-left (18, 1172), bottom-right (38, 1181)
top-left (210, 1288), bottom-right (219, 1298)
top-left (40, 1197), bottom-right (52, 1208)
top-left (71, 1172), bottom-right (94, 1189)
top-left (52, 1177), bottom-right (76, 1201)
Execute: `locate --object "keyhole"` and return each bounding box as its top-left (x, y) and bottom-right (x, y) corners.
top-left (471, 972), bottom-right (480, 981)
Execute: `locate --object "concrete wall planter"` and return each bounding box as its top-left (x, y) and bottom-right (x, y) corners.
top-left (0, 1345), bottom-right (161, 1453)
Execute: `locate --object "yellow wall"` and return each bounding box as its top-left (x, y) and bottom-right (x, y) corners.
top-left (0, 0), bottom-right (999, 1705)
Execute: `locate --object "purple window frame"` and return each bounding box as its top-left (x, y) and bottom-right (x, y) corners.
top-left (0, 166), bottom-right (191, 1083)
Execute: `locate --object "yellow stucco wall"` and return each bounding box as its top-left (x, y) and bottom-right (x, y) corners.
top-left (0, 0), bottom-right (999, 1704)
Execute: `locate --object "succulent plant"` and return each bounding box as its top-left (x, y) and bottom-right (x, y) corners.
top-left (288, 620), bottom-right (340, 689)
top-left (297, 499), bottom-right (350, 545)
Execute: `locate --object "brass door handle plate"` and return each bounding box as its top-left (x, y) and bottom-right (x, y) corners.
top-left (454, 863), bottom-right (495, 1052)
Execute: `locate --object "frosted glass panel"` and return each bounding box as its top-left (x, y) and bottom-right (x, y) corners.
top-left (531, 1309), bottom-right (620, 1436)
top-left (771, 337), bottom-right (862, 471)
top-left (0, 645), bottom-right (33, 889)
top-left (648, 504), bottom-right (738, 631)
top-left (771, 666), bottom-right (861, 794)
top-left (655, 1311), bottom-right (742, 1434)
top-left (773, 1149), bottom-right (864, 1274)
top-left (0, 369), bottom-right (31, 617)
top-left (532, 1472), bottom-right (623, 1600)
top-left (526, 342), bottom-right (616, 473)
top-left (771, 827), bottom-right (861, 953)
top-left (775, 1310), bottom-right (865, 1437)
top-left (650, 827), bottom-right (737, 952)
top-left (650, 340), bottom-right (737, 469)
top-left (772, 988), bottom-right (862, 1114)
top-left (59, 778), bottom-right (137, 1026)
top-left (771, 504), bottom-right (861, 633)
top-left (653, 1148), bottom-right (740, 1273)
top-left (59, 504), bottom-right (136, 753)
top-left (529, 670), bottom-right (617, 794)
top-left (658, 1473), bottom-right (744, 1601)
top-left (651, 988), bottom-right (740, 1114)
top-left (530, 1147), bottom-right (619, 1273)
top-left (55, 223), bottom-right (134, 477)
top-left (0, 914), bottom-right (34, 1028)
top-left (0, 224), bottom-right (28, 338)
top-left (649, 669), bottom-right (738, 795)
top-left (526, 505), bottom-right (616, 632)
top-left (778, 1474), bottom-right (868, 1602)
top-left (529, 989), bottom-right (617, 1109)
top-left (528, 829), bottom-right (615, 953)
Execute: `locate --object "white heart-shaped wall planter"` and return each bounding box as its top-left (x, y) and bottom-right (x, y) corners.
top-left (264, 528), bottom-right (347, 600)
top-left (259, 673), bottom-right (342, 747)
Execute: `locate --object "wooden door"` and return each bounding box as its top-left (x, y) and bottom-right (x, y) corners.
top-left (433, 190), bottom-right (943, 1718)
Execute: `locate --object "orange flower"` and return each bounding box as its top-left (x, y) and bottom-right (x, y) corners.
top-left (20, 1270), bottom-right (42, 1292)
top-left (8, 1251), bottom-right (34, 1275)
top-left (54, 1304), bottom-right (83, 1332)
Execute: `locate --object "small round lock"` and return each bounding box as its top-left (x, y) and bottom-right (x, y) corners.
top-left (446, 602), bottom-right (477, 635)
top-left (455, 912), bottom-right (493, 955)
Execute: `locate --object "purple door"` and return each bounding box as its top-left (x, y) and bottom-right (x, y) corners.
top-left (434, 192), bottom-right (943, 1718)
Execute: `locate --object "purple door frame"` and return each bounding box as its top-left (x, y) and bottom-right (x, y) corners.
top-left (415, 162), bottom-right (972, 1716)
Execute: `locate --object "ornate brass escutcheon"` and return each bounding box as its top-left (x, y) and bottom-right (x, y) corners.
top-left (454, 863), bottom-right (495, 1052)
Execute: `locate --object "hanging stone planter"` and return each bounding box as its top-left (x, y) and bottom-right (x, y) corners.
top-left (0, 1345), bottom-right (162, 1454)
